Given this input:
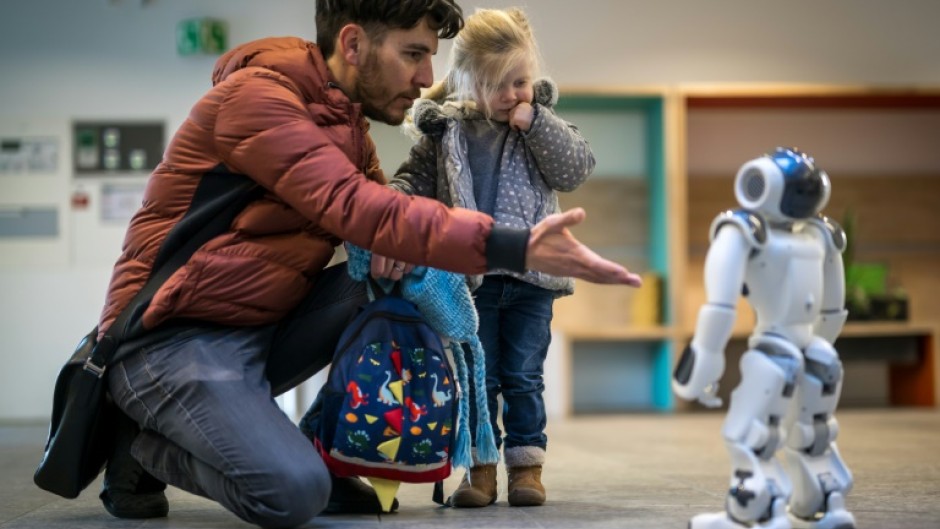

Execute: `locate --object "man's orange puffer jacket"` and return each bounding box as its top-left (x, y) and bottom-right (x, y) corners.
top-left (98, 37), bottom-right (493, 336)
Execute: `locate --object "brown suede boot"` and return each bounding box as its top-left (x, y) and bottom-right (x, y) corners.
top-left (448, 464), bottom-right (498, 508)
top-left (505, 446), bottom-right (547, 507)
top-left (507, 465), bottom-right (545, 507)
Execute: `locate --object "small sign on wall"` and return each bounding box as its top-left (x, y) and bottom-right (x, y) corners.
top-left (177, 18), bottom-right (227, 55)
top-left (101, 183), bottom-right (146, 222)
top-left (0, 207), bottom-right (59, 237)
top-left (0, 137), bottom-right (58, 175)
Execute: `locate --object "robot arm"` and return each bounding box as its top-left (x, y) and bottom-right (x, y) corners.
top-left (673, 222), bottom-right (754, 407)
top-left (807, 216), bottom-right (849, 343)
top-left (674, 305), bottom-right (736, 407)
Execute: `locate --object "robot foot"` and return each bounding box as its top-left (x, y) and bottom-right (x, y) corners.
top-left (690, 499), bottom-right (790, 529)
top-left (788, 492), bottom-right (856, 529)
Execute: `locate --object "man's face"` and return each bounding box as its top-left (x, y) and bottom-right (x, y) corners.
top-left (355, 18), bottom-right (437, 125)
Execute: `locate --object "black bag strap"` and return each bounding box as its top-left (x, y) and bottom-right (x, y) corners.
top-left (85, 166), bottom-right (262, 374)
top-left (433, 479), bottom-right (446, 505)
top-left (365, 275), bottom-right (403, 300)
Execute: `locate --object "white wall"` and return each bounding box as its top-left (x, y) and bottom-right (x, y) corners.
top-left (2, 0), bottom-right (940, 421)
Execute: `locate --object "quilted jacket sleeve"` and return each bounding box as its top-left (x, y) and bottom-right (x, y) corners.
top-left (523, 106), bottom-right (596, 192)
top-left (213, 70), bottom-right (491, 275)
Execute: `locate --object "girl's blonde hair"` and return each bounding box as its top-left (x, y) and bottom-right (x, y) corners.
top-left (424, 7), bottom-right (542, 118)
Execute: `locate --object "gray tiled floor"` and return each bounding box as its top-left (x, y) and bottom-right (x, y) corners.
top-left (2, 409), bottom-right (938, 528)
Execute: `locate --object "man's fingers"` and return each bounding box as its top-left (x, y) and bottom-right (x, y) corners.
top-left (574, 249), bottom-right (644, 286)
top-left (580, 260), bottom-right (634, 284)
top-left (370, 255), bottom-right (389, 278)
top-left (370, 254), bottom-right (413, 279)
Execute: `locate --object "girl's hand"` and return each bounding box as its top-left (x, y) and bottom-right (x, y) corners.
top-left (508, 102), bottom-right (535, 132)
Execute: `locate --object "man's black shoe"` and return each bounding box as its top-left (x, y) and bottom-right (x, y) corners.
top-left (100, 413), bottom-right (169, 519)
top-left (100, 487), bottom-right (169, 519)
top-left (323, 475), bottom-right (398, 514)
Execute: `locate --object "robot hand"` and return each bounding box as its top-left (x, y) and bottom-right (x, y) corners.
top-left (672, 342), bottom-right (725, 408)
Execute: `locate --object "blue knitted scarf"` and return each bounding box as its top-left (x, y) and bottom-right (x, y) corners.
top-left (345, 245), bottom-right (499, 469)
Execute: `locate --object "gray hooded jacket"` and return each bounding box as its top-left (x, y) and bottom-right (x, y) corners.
top-left (388, 78), bottom-right (595, 296)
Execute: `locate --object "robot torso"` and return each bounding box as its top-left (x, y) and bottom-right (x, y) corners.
top-left (711, 209), bottom-right (834, 348)
top-left (745, 222), bottom-right (825, 347)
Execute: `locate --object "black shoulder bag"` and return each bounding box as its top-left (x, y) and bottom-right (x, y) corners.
top-left (34, 168), bottom-right (260, 499)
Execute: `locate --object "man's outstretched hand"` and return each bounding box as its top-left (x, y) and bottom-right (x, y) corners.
top-left (526, 208), bottom-right (643, 287)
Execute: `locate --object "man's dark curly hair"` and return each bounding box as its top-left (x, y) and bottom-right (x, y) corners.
top-left (316, 0), bottom-right (464, 59)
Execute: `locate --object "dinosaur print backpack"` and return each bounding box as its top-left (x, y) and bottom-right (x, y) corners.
top-left (305, 289), bottom-right (459, 484)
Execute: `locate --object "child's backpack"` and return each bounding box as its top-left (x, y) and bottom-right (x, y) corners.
top-left (311, 291), bottom-right (457, 483)
top-left (301, 245), bottom-right (499, 508)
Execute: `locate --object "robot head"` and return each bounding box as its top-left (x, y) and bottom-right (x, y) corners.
top-left (734, 147), bottom-right (830, 221)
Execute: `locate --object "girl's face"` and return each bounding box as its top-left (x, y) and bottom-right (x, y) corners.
top-left (483, 60), bottom-right (534, 122)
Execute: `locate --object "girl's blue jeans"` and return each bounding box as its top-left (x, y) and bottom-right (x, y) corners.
top-left (467, 275), bottom-right (554, 451)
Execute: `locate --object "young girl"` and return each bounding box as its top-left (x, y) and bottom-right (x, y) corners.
top-left (389, 7), bottom-right (633, 508)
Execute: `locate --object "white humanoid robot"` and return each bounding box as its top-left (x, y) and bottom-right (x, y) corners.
top-left (673, 147), bottom-right (855, 529)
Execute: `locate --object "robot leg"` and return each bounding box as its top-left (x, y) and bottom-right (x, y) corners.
top-left (783, 337), bottom-right (855, 529)
top-left (690, 345), bottom-right (802, 529)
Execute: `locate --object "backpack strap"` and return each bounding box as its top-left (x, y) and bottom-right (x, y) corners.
top-left (365, 275), bottom-right (403, 301)
top-left (432, 480), bottom-right (445, 505)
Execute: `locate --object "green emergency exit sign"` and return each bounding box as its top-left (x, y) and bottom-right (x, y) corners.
top-left (176, 18), bottom-right (227, 55)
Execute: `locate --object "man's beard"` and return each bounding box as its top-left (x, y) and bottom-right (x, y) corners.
top-left (355, 50), bottom-right (417, 126)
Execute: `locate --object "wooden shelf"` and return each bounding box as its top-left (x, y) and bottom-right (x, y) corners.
top-left (841, 321), bottom-right (938, 338)
top-left (695, 321), bottom-right (940, 341)
top-left (556, 325), bottom-right (675, 341)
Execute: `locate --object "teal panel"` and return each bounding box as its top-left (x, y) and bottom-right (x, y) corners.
top-left (554, 110), bottom-right (646, 178)
top-left (644, 99), bottom-right (670, 324)
top-left (651, 340), bottom-right (674, 411)
top-left (571, 340), bottom-right (657, 413)
top-left (556, 96), bottom-right (662, 112)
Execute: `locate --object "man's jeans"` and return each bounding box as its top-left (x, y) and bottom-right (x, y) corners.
top-left (467, 275), bottom-right (554, 451)
top-left (107, 263), bottom-right (367, 528)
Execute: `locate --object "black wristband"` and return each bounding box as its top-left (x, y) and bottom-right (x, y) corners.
top-left (485, 225), bottom-right (529, 273)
